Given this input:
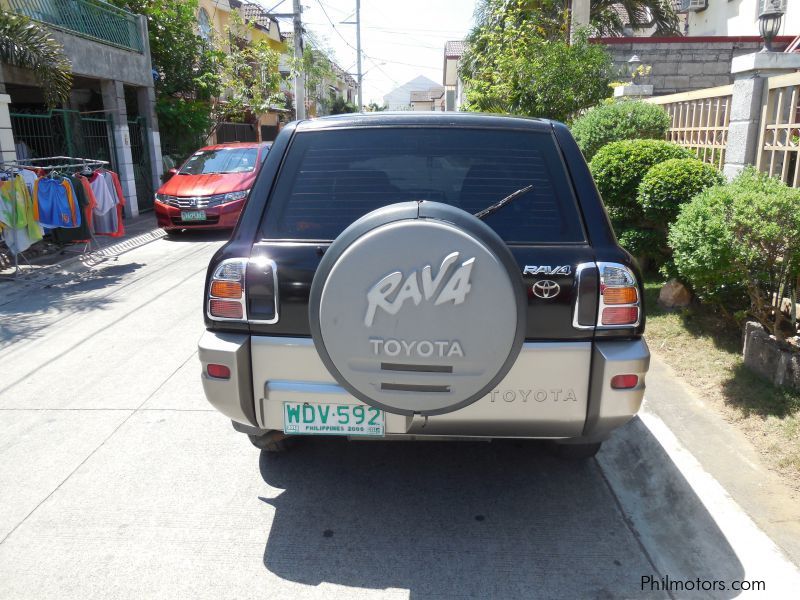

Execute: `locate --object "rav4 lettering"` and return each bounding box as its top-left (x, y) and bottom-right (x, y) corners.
top-left (370, 338), bottom-right (465, 358)
top-left (364, 252), bottom-right (475, 327)
top-left (523, 265), bottom-right (572, 276)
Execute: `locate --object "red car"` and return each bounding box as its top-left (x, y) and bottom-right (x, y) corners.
top-left (155, 142), bottom-right (271, 232)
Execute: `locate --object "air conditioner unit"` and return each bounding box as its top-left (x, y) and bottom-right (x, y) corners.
top-left (679, 0), bottom-right (708, 12)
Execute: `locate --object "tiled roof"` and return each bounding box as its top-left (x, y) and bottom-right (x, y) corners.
top-left (444, 40), bottom-right (466, 57)
top-left (410, 88), bottom-right (445, 102)
top-left (241, 2), bottom-right (275, 29)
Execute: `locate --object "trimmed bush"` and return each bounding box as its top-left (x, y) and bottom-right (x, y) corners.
top-left (571, 100), bottom-right (671, 160)
top-left (590, 139), bottom-right (693, 222)
top-left (638, 158), bottom-right (725, 225)
top-left (669, 168), bottom-right (800, 339)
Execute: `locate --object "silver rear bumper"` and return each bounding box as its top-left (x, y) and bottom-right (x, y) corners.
top-left (198, 332), bottom-right (649, 440)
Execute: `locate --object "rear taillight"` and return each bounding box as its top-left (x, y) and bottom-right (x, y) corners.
top-left (610, 374), bottom-right (638, 389)
top-left (598, 263), bottom-right (640, 328)
top-left (207, 363), bottom-right (231, 379)
top-left (207, 258), bottom-right (248, 322)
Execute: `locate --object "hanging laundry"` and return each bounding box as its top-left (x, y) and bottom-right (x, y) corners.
top-left (51, 174), bottom-right (95, 244)
top-left (92, 170), bottom-right (125, 237)
top-left (90, 170), bottom-right (118, 236)
top-left (34, 177), bottom-right (81, 229)
top-left (0, 174), bottom-right (43, 255)
top-left (103, 170), bottom-right (126, 238)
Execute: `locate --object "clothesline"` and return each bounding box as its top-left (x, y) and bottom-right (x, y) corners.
top-left (1, 156), bottom-right (126, 279)
top-left (0, 156), bottom-right (110, 172)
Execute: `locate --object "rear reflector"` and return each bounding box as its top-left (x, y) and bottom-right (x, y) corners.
top-left (207, 363), bottom-right (231, 379)
top-left (602, 286), bottom-right (638, 305)
top-left (210, 280), bottom-right (242, 299)
top-left (611, 374), bottom-right (639, 389)
top-left (601, 306), bottom-right (639, 325)
top-left (209, 299), bottom-right (243, 319)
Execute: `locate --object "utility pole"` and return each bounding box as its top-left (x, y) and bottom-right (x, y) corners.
top-left (293, 0), bottom-right (306, 119)
top-left (356, 0), bottom-right (362, 111)
top-left (570, 0), bottom-right (590, 45)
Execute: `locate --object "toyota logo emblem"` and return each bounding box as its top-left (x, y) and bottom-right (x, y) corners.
top-left (532, 280), bottom-right (560, 299)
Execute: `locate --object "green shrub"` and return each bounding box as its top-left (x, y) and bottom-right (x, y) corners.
top-left (638, 158), bottom-right (725, 225)
top-left (571, 100), bottom-right (671, 160)
top-left (590, 139), bottom-right (693, 222)
top-left (669, 168), bottom-right (800, 339)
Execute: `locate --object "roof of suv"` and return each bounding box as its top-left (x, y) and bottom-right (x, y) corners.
top-left (295, 112), bottom-right (556, 132)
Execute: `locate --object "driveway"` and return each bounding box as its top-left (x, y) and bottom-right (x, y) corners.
top-left (0, 232), bottom-right (797, 599)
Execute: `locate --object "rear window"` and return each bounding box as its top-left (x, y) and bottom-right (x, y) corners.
top-left (261, 128), bottom-right (585, 243)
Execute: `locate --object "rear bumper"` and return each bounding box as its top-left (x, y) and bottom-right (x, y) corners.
top-left (154, 200), bottom-right (243, 230)
top-left (198, 332), bottom-right (649, 440)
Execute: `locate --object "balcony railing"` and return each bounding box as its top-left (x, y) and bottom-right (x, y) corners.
top-left (8, 0), bottom-right (144, 53)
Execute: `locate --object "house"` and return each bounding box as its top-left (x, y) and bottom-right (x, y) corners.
top-left (410, 88), bottom-right (445, 111)
top-left (383, 75), bottom-right (443, 111)
top-left (443, 40), bottom-right (466, 111)
top-left (681, 0), bottom-right (797, 37)
top-left (596, 1), bottom-right (798, 96)
top-left (0, 0), bottom-right (162, 216)
top-left (280, 34), bottom-right (359, 117)
top-left (197, 0), bottom-right (287, 142)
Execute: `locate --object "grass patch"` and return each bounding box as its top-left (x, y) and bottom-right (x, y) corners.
top-left (644, 279), bottom-right (800, 483)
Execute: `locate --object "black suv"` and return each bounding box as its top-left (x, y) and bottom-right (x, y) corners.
top-left (199, 112), bottom-right (649, 458)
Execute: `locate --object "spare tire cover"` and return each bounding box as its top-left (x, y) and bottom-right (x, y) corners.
top-left (309, 201), bottom-right (526, 416)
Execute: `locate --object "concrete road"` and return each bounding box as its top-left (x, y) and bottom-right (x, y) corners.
top-left (1, 232), bottom-right (798, 599)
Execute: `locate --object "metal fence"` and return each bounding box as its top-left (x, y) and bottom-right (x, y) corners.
top-left (9, 109), bottom-right (115, 164)
top-left (216, 122), bottom-right (258, 144)
top-left (647, 85), bottom-right (733, 170)
top-left (757, 71), bottom-right (800, 187)
top-left (7, 0), bottom-right (144, 53)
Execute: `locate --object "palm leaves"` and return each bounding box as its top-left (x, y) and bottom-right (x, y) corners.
top-left (0, 12), bottom-right (72, 107)
top-left (591, 0), bottom-right (682, 37)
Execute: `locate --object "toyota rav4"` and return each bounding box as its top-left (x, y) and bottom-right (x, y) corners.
top-left (198, 112), bottom-right (650, 459)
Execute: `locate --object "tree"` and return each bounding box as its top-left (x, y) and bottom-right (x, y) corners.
top-left (110, 0), bottom-right (215, 98)
top-left (329, 97), bottom-right (357, 114)
top-left (212, 12), bottom-right (284, 124)
top-left (0, 12), bottom-right (72, 107)
top-left (460, 2), bottom-right (612, 121)
top-left (590, 0), bottom-right (680, 37)
top-left (365, 102), bottom-right (387, 112)
top-left (469, 1), bottom-right (680, 39)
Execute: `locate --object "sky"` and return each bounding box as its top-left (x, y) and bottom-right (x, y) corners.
top-left (262, 0), bottom-right (478, 105)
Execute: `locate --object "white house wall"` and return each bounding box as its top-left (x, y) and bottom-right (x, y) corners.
top-left (688, 0), bottom-right (799, 37)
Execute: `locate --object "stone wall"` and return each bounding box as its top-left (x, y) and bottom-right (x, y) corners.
top-left (597, 36), bottom-right (793, 96)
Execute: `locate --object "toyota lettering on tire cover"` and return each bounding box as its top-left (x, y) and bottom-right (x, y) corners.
top-left (309, 202), bottom-right (527, 416)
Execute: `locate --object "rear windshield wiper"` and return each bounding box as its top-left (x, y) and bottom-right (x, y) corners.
top-left (473, 185), bottom-right (534, 220)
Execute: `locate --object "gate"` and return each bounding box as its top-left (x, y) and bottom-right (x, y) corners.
top-left (9, 109), bottom-right (114, 163)
top-left (127, 116), bottom-right (154, 211)
top-left (10, 108), bottom-right (156, 211)
top-left (216, 122), bottom-right (257, 143)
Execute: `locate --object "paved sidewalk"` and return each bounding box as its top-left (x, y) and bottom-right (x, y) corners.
top-left (0, 213), bottom-right (165, 304)
top-left (643, 352), bottom-right (800, 567)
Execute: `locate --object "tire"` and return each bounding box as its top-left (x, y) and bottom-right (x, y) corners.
top-left (555, 442), bottom-right (602, 460)
top-left (308, 201), bottom-right (527, 417)
top-left (248, 431), bottom-right (291, 452)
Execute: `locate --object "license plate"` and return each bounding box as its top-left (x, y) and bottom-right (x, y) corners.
top-left (181, 210), bottom-right (206, 221)
top-left (283, 402), bottom-right (384, 436)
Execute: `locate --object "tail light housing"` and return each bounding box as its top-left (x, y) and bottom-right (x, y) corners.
top-left (206, 256), bottom-right (280, 324)
top-left (207, 258), bottom-right (248, 322)
top-left (598, 263), bottom-right (640, 328)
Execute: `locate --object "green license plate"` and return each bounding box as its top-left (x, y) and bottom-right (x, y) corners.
top-left (283, 402), bottom-right (384, 436)
top-left (181, 210), bottom-right (206, 221)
